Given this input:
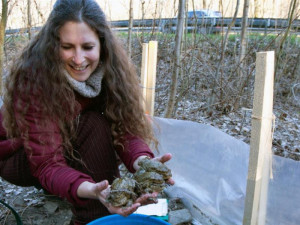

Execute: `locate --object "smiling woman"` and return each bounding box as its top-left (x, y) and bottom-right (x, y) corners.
top-left (59, 22), bottom-right (101, 82)
top-left (0, 0), bottom-right (174, 225)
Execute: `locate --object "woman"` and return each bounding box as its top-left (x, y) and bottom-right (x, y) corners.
top-left (0, 0), bottom-right (173, 224)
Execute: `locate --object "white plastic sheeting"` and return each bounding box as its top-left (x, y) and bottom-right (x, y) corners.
top-left (154, 117), bottom-right (300, 225)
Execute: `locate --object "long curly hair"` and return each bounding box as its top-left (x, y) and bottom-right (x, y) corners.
top-left (2, 0), bottom-right (158, 156)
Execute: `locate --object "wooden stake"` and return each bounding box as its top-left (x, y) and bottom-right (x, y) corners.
top-left (141, 41), bottom-right (158, 116)
top-left (141, 43), bottom-right (148, 110)
top-left (243, 51), bottom-right (275, 225)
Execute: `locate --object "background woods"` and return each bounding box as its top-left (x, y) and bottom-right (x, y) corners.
top-left (0, 0), bottom-right (299, 224)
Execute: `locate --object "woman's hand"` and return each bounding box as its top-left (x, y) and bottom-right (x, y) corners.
top-left (97, 182), bottom-right (158, 216)
top-left (133, 153), bottom-right (175, 185)
top-left (153, 153), bottom-right (175, 185)
top-left (77, 180), bottom-right (158, 217)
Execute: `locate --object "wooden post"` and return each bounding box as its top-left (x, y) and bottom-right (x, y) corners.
top-left (141, 43), bottom-right (148, 109)
top-left (243, 51), bottom-right (275, 225)
top-left (140, 41), bottom-right (158, 116)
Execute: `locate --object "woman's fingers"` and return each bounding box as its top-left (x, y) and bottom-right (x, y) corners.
top-left (167, 177), bottom-right (175, 185)
top-left (94, 180), bottom-right (111, 204)
top-left (153, 153), bottom-right (175, 185)
top-left (95, 180), bottom-right (109, 198)
top-left (108, 192), bottom-right (158, 216)
top-left (107, 202), bottom-right (140, 217)
top-left (155, 153), bottom-right (172, 163)
top-left (95, 180), bottom-right (109, 191)
top-left (135, 192), bottom-right (158, 205)
top-left (120, 203), bottom-right (140, 216)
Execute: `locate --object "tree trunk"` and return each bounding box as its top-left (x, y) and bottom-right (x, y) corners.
top-left (207, 0), bottom-right (240, 112)
top-left (219, 0), bottom-right (223, 12)
top-left (140, 0), bottom-right (145, 43)
top-left (203, 0), bottom-right (207, 9)
top-left (275, 0), bottom-right (297, 89)
top-left (27, 0), bottom-right (32, 40)
top-left (254, 0), bottom-right (260, 18)
top-left (33, 0), bottom-right (46, 24)
top-left (0, 0), bottom-right (8, 95)
top-left (127, 0), bottom-right (133, 58)
top-left (272, 0), bottom-right (276, 18)
top-left (239, 0), bottom-right (249, 71)
top-left (165, 0), bottom-right (185, 118)
top-left (237, 0), bottom-right (249, 82)
top-left (234, 0), bottom-right (249, 110)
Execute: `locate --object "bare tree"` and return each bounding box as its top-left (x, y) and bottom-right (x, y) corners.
top-left (127, 0), bottom-right (133, 58)
top-left (253, 0), bottom-right (260, 18)
top-left (173, 0), bottom-right (177, 16)
top-left (232, 0), bottom-right (250, 109)
top-left (218, 0), bottom-right (241, 75)
top-left (140, 0), bottom-right (145, 43)
top-left (33, 0), bottom-right (46, 24)
top-left (219, 0), bottom-right (223, 12)
top-left (0, 0), bottom-right (8, 95)
top-left (237, 0), bottom-right (249, 79)
top-left (27, 0), bottom-right (32, 40)
top-left (165, 0), bottom-right (185, 118)
top-left (0, 0), bottom-right (16, 95)
top-left (275, 0), bottom-right (298, 86)
top-left (207, 0), bottom-right (241, 112)
top-left (172, 0), bottom-right (194, 114)
top-left (272, 0), bottom-right (276, 18)
top-left (203, 0), bottom-right (207, 9)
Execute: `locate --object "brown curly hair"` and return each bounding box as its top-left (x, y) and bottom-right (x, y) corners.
top-left (2, 0), bottom-right (158, 157)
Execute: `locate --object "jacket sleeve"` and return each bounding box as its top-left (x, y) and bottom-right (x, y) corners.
top-left (15, 98), bottom-right (94, 206)
top-left (0, 110), bottom-right (23, 160)
top-left (115, 134), bottom-right (154, 173)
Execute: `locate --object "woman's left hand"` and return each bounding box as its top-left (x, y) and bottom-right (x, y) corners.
top-left (152, 153), bottom-right (175, 185)
top-left (133, 153), bottom-right (175, 186)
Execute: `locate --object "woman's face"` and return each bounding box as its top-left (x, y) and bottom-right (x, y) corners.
top-left (59, 22), bottom-right (100, 82)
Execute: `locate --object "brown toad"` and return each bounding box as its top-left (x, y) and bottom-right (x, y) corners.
top-left (106, 177), bottom-right (137, 207)
top-left (138, 157), bottom-right (172, 180)
top-left (134, 169), bottom-right (166, 194)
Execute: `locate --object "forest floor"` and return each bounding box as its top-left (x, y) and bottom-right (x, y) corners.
top-left (1, 33), bottom-right (299, 225)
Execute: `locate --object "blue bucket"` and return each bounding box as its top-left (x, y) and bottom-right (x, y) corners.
top-left (87, 214), bottom-right (171, 225)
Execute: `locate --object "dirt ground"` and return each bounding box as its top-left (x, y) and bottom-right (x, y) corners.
top-left (0, 183), bottom-right (72, 225)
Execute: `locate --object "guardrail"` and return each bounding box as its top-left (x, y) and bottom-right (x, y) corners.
top-left (109, 17), bottom-right (300, 32)
top-left (5, 17), bottom-right (300, 35)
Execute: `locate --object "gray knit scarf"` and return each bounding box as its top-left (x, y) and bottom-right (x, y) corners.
top-left (64, 67), bottom-right (104, 98)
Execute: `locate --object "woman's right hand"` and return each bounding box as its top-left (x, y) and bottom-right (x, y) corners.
top-left (77, 180), bottom-right (157, 217)
top-left (92, 180), bottom-right (140, 216)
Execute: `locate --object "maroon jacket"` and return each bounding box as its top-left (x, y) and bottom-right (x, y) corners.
top-left (0, 92), bottom-right (154, 206)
